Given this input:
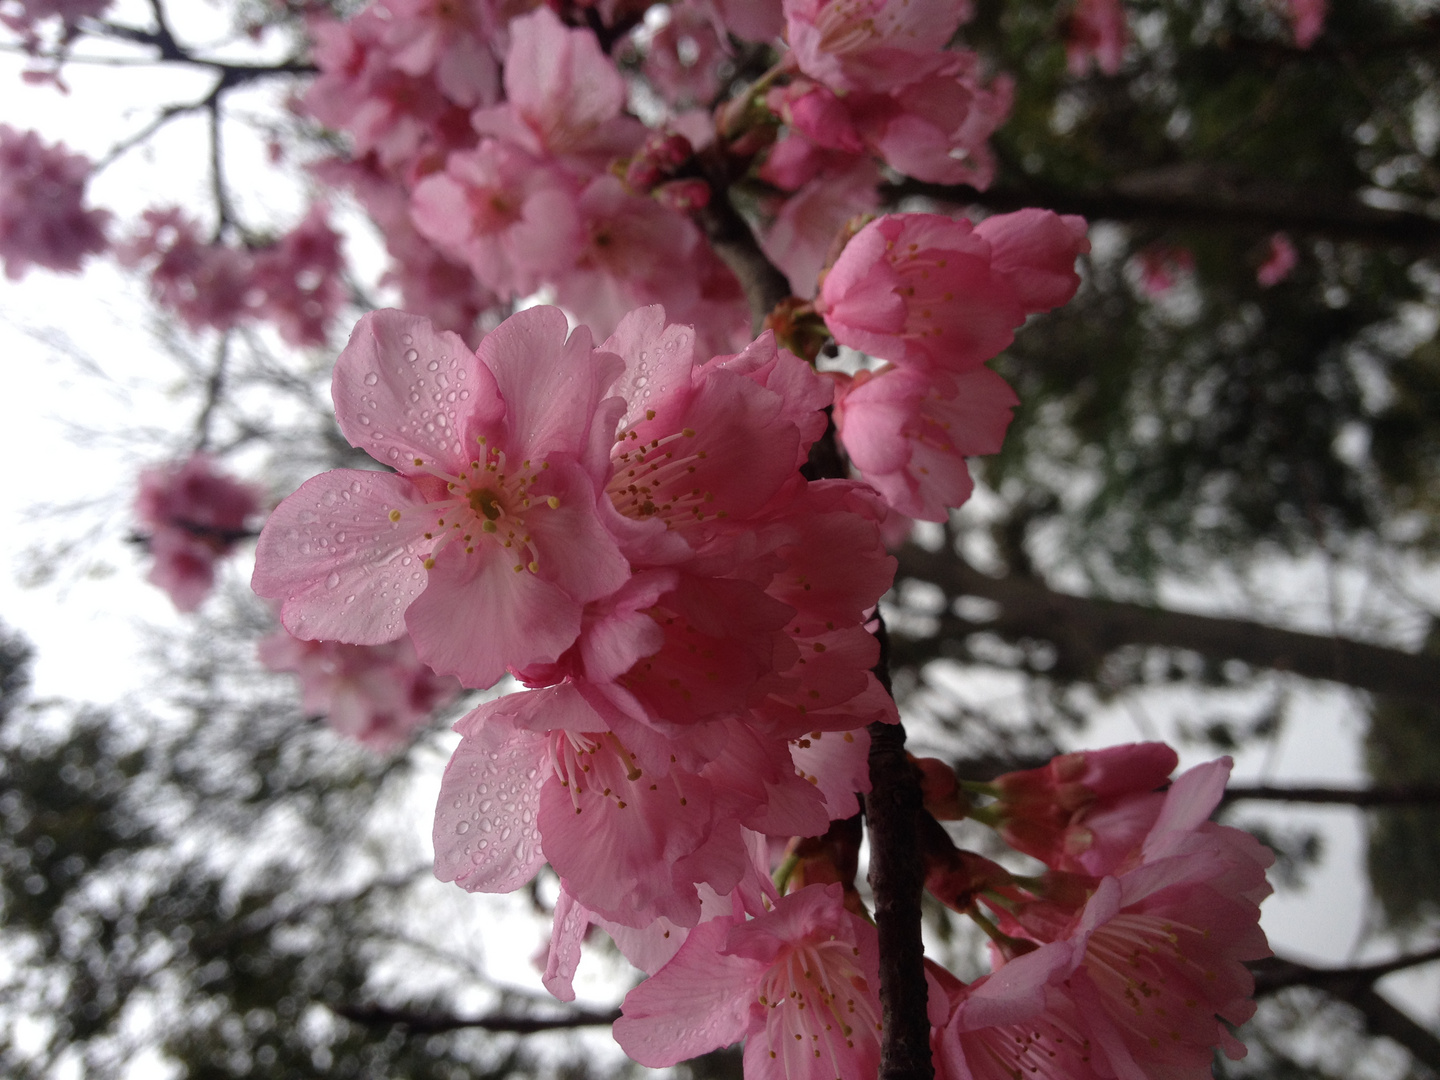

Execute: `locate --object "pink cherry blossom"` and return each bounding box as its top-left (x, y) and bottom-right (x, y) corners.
top-left (258, 627), bottom-right (461, 749)
top-left (643, 0), bottom-right (726, 107)
top-left (615, 883), bottom-right (883, 1080)
top-left (375, 0), bottom-right (501, 108)
top-left (834, 365), bottom-right (1018, 521)
top-left (136, 454), bottom-right (262, 612)
top-left (1287, 0), bottom-right (1326, 48)
top-left (990, 742), bottom-right (1179, 875)
top-left (471, 7), bottom-right (644, 169)
top-left (252, 306), bottom-right (630, 688)
top-left (250, 204), bottom-right (347, 346)
top-left (759, 155), bottom-right (880, 298)
top-left (0, 125), bottom-right (110, 280)
top-left (974, 209), bottom-right (1091, 312)
top-left (1257, 231), bottom-right (1298, 287)
top-left (1066, 0), bottom-right (1127, 77)
top-left (120, 207), bottom-right (253, 333)
top-left (409, 140), bottom-right (580, 299)
top-left (983, 758), bottom-right (1274, 1080)
top-left (784, 0), bottom-right (971, 95)
top-left (1134, 243), bottom-right (1193, 297)
top-left (818, 213), bottom-right (1025, 372)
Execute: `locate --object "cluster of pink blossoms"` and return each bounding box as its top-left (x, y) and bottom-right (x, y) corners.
top-left (823, 209), bottom-right (1091, 522)
top-left (134, 454), bottom-right (263, 612)
top-left (0, 124), bottom-right (110, 280)
top-left (611, 745), bottom-right (1271, 1080)
top-left (253, 301), bottom-right (896, 929)
top-left (258, 627), bottom-right (461, 749)
top-left (120, 204), bottom-right (347, 346)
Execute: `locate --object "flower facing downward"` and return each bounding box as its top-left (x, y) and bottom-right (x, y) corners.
top-left (253, 307), bottom-right (630, 689)
top-left (614, 883), bottom-right (882, 1080)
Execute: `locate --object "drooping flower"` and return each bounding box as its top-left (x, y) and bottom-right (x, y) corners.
top-left (0, 125), bottom-right (110, 280)
top-left (834, 364), bottom-right (1018, 521)
top-left (1257, 232), bottom-right (1298, 287)
top-left (258, 627), bottom-right (461, 749)
top-left (252, 306), bottom-right (631, 689)
top-left (989, 742), bottom-right (1179, 875)
top-left (784, 0), bottom-right (972, 95)
top-left (614, 882), bottom-right (883, 1080)
top-left (136, 454), bottom-right (262, 612)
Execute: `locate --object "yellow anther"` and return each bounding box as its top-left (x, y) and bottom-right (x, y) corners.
top-left (547, 496), bottom-right (560, 509)
top-left (388, 510), bottom-right (401, 522)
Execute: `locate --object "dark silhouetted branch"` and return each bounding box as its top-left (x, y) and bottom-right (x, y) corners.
top-left (333, 1004), bottom-right (622, 1035)
top-left (894, 545), bottom-right (1440, 707)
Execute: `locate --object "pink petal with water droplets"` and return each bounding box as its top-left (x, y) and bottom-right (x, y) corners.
top-left (433, 709), bottom-right (549, 892)
top-left (252, 470), bottom-right (434, 644)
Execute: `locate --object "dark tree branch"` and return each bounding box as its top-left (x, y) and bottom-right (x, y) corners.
top-left (864, 622), bottom-right (934, 1080)
top-left (333, 1004), bottom-right (622, 1035)
top-left (887, 176), bottom-right (1440, 253)
top-left (1224, 784), bottom-right (1440, 807)
top-left (1252, 950), bottom-right (1440, 1073)
top-left (692, 146), bottom-right (793, 335)
top-left (894, 544), bottom-right (1440, 707)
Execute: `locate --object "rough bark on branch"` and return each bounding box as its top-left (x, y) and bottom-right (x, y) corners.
top-left (894, 545), bottom-right (1440, 707)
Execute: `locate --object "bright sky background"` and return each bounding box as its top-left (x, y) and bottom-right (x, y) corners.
top-left (2, 0), bottom-right (1439, 1046)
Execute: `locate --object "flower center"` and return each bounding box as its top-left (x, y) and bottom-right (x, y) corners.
top-left (606, 422), bottom-right (720, 528)
top-left (755, 938), bottom-right (881, 1078)
top-left (549, 732), bottom-right (647, 811)
top-left (390, 437), bottom-right (559, 574)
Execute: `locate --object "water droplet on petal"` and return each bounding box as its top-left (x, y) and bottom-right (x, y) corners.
top-left (364, 372), bottom-right (379, 386)
top-left (404, 348), bottom-right (419, 363)
top-left (427, 360), bottom-right (440, 371)
top-left (325, 572), bottom-right (341, 589)
top-left (455, 820), bottom-right (470, 834)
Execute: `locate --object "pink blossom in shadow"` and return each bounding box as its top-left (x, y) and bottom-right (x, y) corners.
top-left (834, 364), bottom-right (1018, 521)
top-left (136, 454), bottom-right (262, 612)
top-left (1134, 243), bottom-right (1193, 297)
top-left (614, 883), bottom-right (882, 1080)
top-left (785, 0), bottom-right (972, 95)
top-left (1287, 0), bottom-right (1326, 48)
top-left (0, 125), bottom-right (110, 280)
top-left (990, 742), bottom-right (1179, 875)
top-left (1257, 232), bottom-right (1298, 287)
top-left (1066, 0), bottom-right (1127, 77)
top-left (259, 627), bottom-right (461, 749)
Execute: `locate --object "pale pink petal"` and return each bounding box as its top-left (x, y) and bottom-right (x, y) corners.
top-left (333, 309), bottom-right (503, 475)
top-left (433, 710), bottom-right (549, 892)
top-left (542, 885), bottom-right (592, 1001)
top-left (1141, 757), bottom-right (1232, 860)
top-left (253, 470), bottom-right (435, 644)
top-left (613, 916), bottom-right (759, 1065)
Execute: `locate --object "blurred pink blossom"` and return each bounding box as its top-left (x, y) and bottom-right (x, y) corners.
top-left (0, 125), bottom-right (110, 279)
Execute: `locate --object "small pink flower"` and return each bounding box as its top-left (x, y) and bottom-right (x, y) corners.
top-left (1286, 0), bottom-right (1325, 48)
top-left (0, 125), bottom-right (110, 280)
top-left (835, 364), bottom-right (1018, 521)
top-left (1257, 232), bottom-right (1298, 287)
top-left (819, 213), bottom-right (1025, 373)
top-left (410, 140), bottom-right (581, 299)
top-left (136, 455), bottom-right (261, 612)
top-left (1134, 243), bottom-right (1193, 297)
top-left (974, 208), bottom-right (1090, 312)
top-left (785, 0), bottom-right (972, 95)
top-left (614, 883), bottom-right (883, 1080)
top-left (259, 627), bottom-right (461, 749)
top-left (643, 0), bottom-right (726, 107)
top-left (252, 306), bottom-right (631, 689)
top-left (121, 207), bottom-right (253, 333)
top-left (250, 204), bottom-right (348, 346)
top-left (1066, 0), bottom-right (1127, 77)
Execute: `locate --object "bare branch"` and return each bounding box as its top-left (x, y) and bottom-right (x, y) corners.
top-left (1224, 784), bottom-right (1440, 807)
top-left (332, 1004), bottom-right (622, 1035)
top-left (894, 545), bottom-right (1440, 707)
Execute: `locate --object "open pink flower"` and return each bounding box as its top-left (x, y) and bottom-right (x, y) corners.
top-left (784, 0), bottom-right (971, 95)
top-left (137, 454), bottom-right (262, 612)
top-left (614, 883), bottom-right (883, 1080)
top-left (0, 126), bottom-right (110, 280)
top-left (252, 306), bottom-right (630, 689)
top-left (835, 365), bottom-right (1018, 521)
top-left (259, 627), bottom-right (461, 749)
